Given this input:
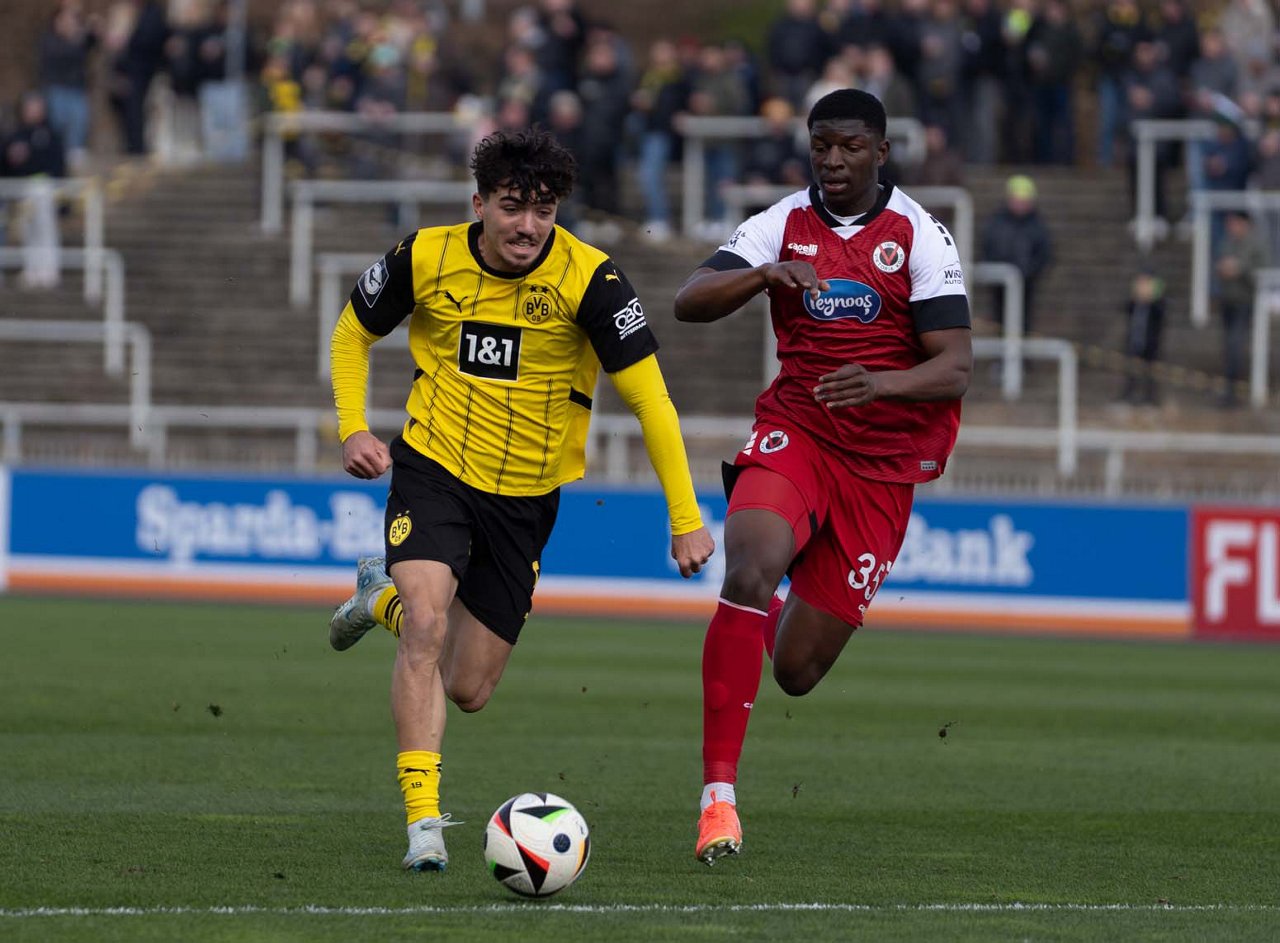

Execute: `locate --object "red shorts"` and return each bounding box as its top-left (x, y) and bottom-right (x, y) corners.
top-left (728, 420), bottom-right (914, 628)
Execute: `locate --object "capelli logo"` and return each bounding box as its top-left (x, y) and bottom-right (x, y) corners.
top-left (786, 242), bottom-right (818, 256)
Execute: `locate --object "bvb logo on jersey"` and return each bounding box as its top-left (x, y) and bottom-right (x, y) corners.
top-left (522, 285), bottom-right (556, 324)
top-left (388, 512), bottom-right (412, 547)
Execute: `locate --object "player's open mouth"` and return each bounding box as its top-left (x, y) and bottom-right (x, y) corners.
top-left (822, 180), bottom-right (849, 193)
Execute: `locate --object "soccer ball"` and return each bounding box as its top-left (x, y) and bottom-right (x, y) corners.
top-left (483, 792), bottom-right (590, 897)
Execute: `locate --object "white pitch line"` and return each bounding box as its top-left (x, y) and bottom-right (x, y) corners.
top-left (2, 903), bottom-right (1278, 918)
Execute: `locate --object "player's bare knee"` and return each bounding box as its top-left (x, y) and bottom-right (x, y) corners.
top-left (721, 560), bottom-right (780, 611)
top-left (446, 679), bottom-right (494, 713)
top-left (396, 607), bottom-right (446, 670)
top-left (773, 660), bottom-right (819, 697)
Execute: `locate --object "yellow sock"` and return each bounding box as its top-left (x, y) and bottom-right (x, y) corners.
top-left (397, 750), bottom-right (441, 823)
top-left (374, 586), bottom-right (402, 637)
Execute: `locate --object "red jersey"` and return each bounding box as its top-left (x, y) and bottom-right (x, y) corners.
top-left (706, 183), bottom-right (970, 483)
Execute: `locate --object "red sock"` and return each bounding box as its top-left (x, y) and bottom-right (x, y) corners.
top-left (763, 594), bottom-right (783, 660)
top-left (702, 599), bottom-right (766, 785)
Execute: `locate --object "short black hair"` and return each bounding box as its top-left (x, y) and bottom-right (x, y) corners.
top-left (469, 127), bottom-right (576, 203)
top-left (807, 88), bottom-right (887, 138)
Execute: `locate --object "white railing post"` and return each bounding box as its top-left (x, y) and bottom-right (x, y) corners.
top-left (290, 182), bottom-right (314, 307)
top-left (971, 262), bottom-right (1024, 399)
top-left (318, 260), bottom-right (343, 379)
top-left (1190, 190), bottom-right (1212, 328)
top-left (261, 115), bottom-right (287, 233)
top-left (102, 250), bottom-right (126, 375)
top-left (1056, 339), bottom-right (1078, 477)
top-left (84, 179), bottom-right (104, 304)
top-left (1251, 269), bottom-right (1280, 408)
top-left (681, 134), bottom-right (705, 239)
top-left (127, 323), bottom-right (152, 448)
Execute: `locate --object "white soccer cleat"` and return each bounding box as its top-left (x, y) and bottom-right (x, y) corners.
top-left (329, 556), bottom-right (392, 651)
top-left (402, 814), bottom-right (464, 872)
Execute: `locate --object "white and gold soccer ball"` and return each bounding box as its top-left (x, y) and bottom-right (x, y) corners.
top-left (483, 792), bottom-right (590, 897)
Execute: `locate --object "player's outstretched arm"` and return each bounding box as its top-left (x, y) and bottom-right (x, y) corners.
top-left (609, 355), bottom-right (715, 578)
top-left (814, 327), bottom-right (973, 408)
top-left (331, 304), bottom-right (390, 479)
top-left (673, 263), bottom-right (830, 323)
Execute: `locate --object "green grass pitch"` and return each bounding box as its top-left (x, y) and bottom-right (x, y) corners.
top-left (1, 595), bottom-right (1278, 942)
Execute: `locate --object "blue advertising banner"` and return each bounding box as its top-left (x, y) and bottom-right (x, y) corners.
top-left (1, 468), bottom-right (1190, 632)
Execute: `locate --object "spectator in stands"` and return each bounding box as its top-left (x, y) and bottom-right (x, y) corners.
top-left (999, 0), bottom-right (1035, 163)
top-left (1024, 0), bottom-right (1081, 165)
top-left (980, 174), bottom-right (1052, 336)
top-left (534, 0), bottom-right (587, 96)
top-left (576, 34), bottom-right (632, 218)
top-left (105, 0), bottom-right (169, 156)
top-left (38, 1), bottom-right (99, 173)
top-left (1152, 0), bottom-right (1199, 84)
top-left (545, 89), bottom-right (585, 231)
top-left (857, 43), bottom-right (915, 119)
top-left (958, 0), bottom-right (1005, 164)
top-left (766, 0), bottom-right (831, 109)
top-left (1186, 30), bottom-right (1242, 194)
top-left (915, 0), bottom-right (964, 148)
top-left (835, 0), bottom-right (893, 53)
top-left (632, 38), bottom-right (689, 242)
top-left (687, 41), bottom-right (753, 238)
top-left (1118, 266), bottom-right (1166, 405)
top-left (1123, 38), bottom-right (1182, 224)
top-left (1091, 0), bottom-right (1149, 168)
top-left (743, 97), bottom-right (808, 188)
top-left (910, 122), bottom-right (964, 186)
top-left (496, 44), bottom-right (549, 126)
top-left (2, 91), bottom-right (67, 288)
top-left (1212, 210), bottom-right (1270, 408)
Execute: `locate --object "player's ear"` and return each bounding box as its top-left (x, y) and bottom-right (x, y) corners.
top-left (877, 138), bottom-right (891, 167)
top-left (472, 192), bottom-right (484, 219)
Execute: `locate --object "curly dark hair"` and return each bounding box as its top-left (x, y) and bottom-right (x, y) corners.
top-left (468, 127), bottom-right (577, 203)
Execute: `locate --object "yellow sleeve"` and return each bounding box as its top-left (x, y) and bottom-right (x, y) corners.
top-left (330, 303), bottom-right (380, 442)
top-left (609, 355), bottom-right (704, 536)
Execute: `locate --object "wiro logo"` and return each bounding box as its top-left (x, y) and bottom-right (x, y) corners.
top-left (803, 278), bottom-right (882, 323)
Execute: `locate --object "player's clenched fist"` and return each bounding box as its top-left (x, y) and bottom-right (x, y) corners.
top-left (671, 525), bottom-right (716, 579)
top-left (341, 429), bottom-right (392, 479)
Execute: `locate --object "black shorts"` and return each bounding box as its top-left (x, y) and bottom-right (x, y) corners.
top-left (384, 437), bottom-right (560, 644)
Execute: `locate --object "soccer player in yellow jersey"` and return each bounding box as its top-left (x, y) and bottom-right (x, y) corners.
top-left (327, 128), bottom-right (716, 871)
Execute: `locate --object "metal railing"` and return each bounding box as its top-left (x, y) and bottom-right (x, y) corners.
top-left (289, 178), bottom-right (474, 307)
top-left (1250, 268), bottom-right (1280, 408)
top-left (1130, 118), bottom-right (1216, 252)
top-left (0, 178), bottom-right (105, 302)
top-left (1188, 189), bottom-right (1280, 327)
top-left (260, 110), bottom-right (470, 233)
top-left (0, 248), bottom-right (128, 373)
top-left (315, 252), bottom-right (412, 378)
top-left (0, 319), bottom-right (151, 449)
top-left (676, 115), bottom-right (925, 238)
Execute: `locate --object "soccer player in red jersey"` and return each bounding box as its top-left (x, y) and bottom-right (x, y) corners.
top-left (674, 89), bottom-right (973, 865)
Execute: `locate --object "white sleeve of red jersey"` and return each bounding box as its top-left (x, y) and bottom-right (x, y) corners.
top-left (716, 194), bottom-right (802, 268)
top-left (908, 210), bottom-right (967, 303)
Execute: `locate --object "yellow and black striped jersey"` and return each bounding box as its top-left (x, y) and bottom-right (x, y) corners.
top-left (349, 222), bottom-right (659, 496)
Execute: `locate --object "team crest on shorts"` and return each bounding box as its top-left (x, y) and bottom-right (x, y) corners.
top-left (388, 511), bottom-right (412, 547)
top-left (872, 241), bottom-right (905, 273)
top-left (758, 430), bottom-right (789, 454)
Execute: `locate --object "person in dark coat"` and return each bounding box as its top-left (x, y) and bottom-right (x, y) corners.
top-left (980, 174), bottom-right (1053, 334)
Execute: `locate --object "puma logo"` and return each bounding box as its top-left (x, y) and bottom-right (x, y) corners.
top-left (604, 274), bottom-right (619, 282)
top-left (443, 290), bottom-right (467, 312)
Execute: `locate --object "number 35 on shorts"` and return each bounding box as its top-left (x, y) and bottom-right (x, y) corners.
top-left (848, 553), bottom-right (892, 603)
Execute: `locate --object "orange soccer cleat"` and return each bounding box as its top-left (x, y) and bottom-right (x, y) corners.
top-left (695, 795), bottom-right (742, 866)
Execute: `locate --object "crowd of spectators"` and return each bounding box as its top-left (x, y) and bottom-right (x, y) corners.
top-left (3, 0), bottom-right (1280, 407)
